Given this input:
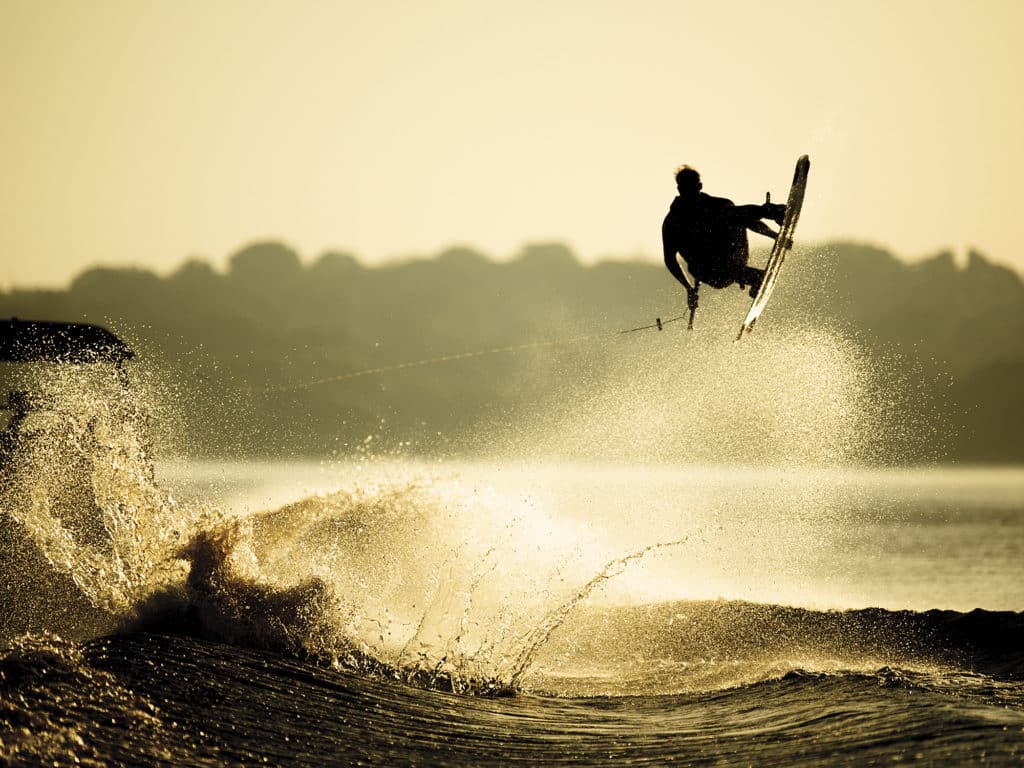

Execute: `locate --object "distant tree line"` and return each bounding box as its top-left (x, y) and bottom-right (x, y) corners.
top-left (1, 241), bottom-right (1021, 463)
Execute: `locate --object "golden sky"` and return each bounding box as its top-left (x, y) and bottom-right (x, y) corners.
top-left (2, 0), bottom-right (1022, 286)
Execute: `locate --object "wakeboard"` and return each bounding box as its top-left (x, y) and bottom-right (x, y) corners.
top-left (736, 155), bottom-right (810, 340)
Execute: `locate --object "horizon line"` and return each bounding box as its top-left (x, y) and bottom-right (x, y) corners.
top-left (3, 238), bottom-right (1020, 292)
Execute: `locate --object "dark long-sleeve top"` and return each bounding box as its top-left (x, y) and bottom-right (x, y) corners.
top-left (663, 193), bottom-right (769, 285)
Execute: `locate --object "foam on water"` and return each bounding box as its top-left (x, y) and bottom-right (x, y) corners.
top-left (0, 365), bottom-right (218, 632)
top-left (0, 323), bottom-right (994, 697)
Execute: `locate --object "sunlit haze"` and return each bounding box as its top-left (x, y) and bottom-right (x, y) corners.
top-left (2, 0), bottom-right (1022, 286)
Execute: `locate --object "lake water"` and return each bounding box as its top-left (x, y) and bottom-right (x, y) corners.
top-left (3, 453), bottom-right (1023, 765)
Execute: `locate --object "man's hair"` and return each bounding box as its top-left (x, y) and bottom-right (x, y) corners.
top-left (674, 165), bottom-right (701, 189)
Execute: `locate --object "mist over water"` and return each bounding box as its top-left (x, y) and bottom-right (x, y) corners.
top-left (2, 321), bottom-right (1023, 765)
top-left (518, 320), bottom-right (881, 466)
top-left (0, 324), bottom-right (992, 659)
top-left (0, 364), bottom-right (218, 638)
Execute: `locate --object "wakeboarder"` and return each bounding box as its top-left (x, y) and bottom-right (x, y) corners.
top-left (662, 165), bottom-right (787, 314)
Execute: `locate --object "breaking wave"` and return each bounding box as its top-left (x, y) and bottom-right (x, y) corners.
top-left (0, 366), bottom-right (1020, 703)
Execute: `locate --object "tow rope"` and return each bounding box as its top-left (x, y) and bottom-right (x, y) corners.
top-left (268, 309), bottom-right (689, 393)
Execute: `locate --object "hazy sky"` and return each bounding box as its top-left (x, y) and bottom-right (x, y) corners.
top-left (2, 0), bottom-right (1023, 286)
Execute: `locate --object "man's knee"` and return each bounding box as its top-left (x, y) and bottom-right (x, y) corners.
top-left (697, 273), bottom-right (732, 289)
top-left (741, 266), bottom-right (764, 284)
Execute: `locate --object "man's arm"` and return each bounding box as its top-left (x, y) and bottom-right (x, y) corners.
top-left (663, 244), bottom-right (698, 311)
top-left (663, 248), bottom-right (694, 291)
top-left (662, 220), bottom-right (694, 291)
top-left (663, 217), bottom-right (699, 311)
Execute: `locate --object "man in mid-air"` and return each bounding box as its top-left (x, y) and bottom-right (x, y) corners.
top-left (662, 165), bottom-right (787, 313)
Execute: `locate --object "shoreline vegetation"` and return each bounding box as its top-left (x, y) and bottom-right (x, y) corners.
top-left (2, 241), bottom-right (1022, 463)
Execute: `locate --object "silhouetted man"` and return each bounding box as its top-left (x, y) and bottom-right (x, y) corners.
top-left (663, 165), bottom-right (786, 312)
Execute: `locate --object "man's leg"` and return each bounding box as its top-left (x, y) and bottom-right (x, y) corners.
top-left (740, 266), bottom-right (765, 297)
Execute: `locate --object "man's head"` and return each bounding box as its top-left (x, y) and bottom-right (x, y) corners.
top-left (674, 165), bottom-right (702, 197)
